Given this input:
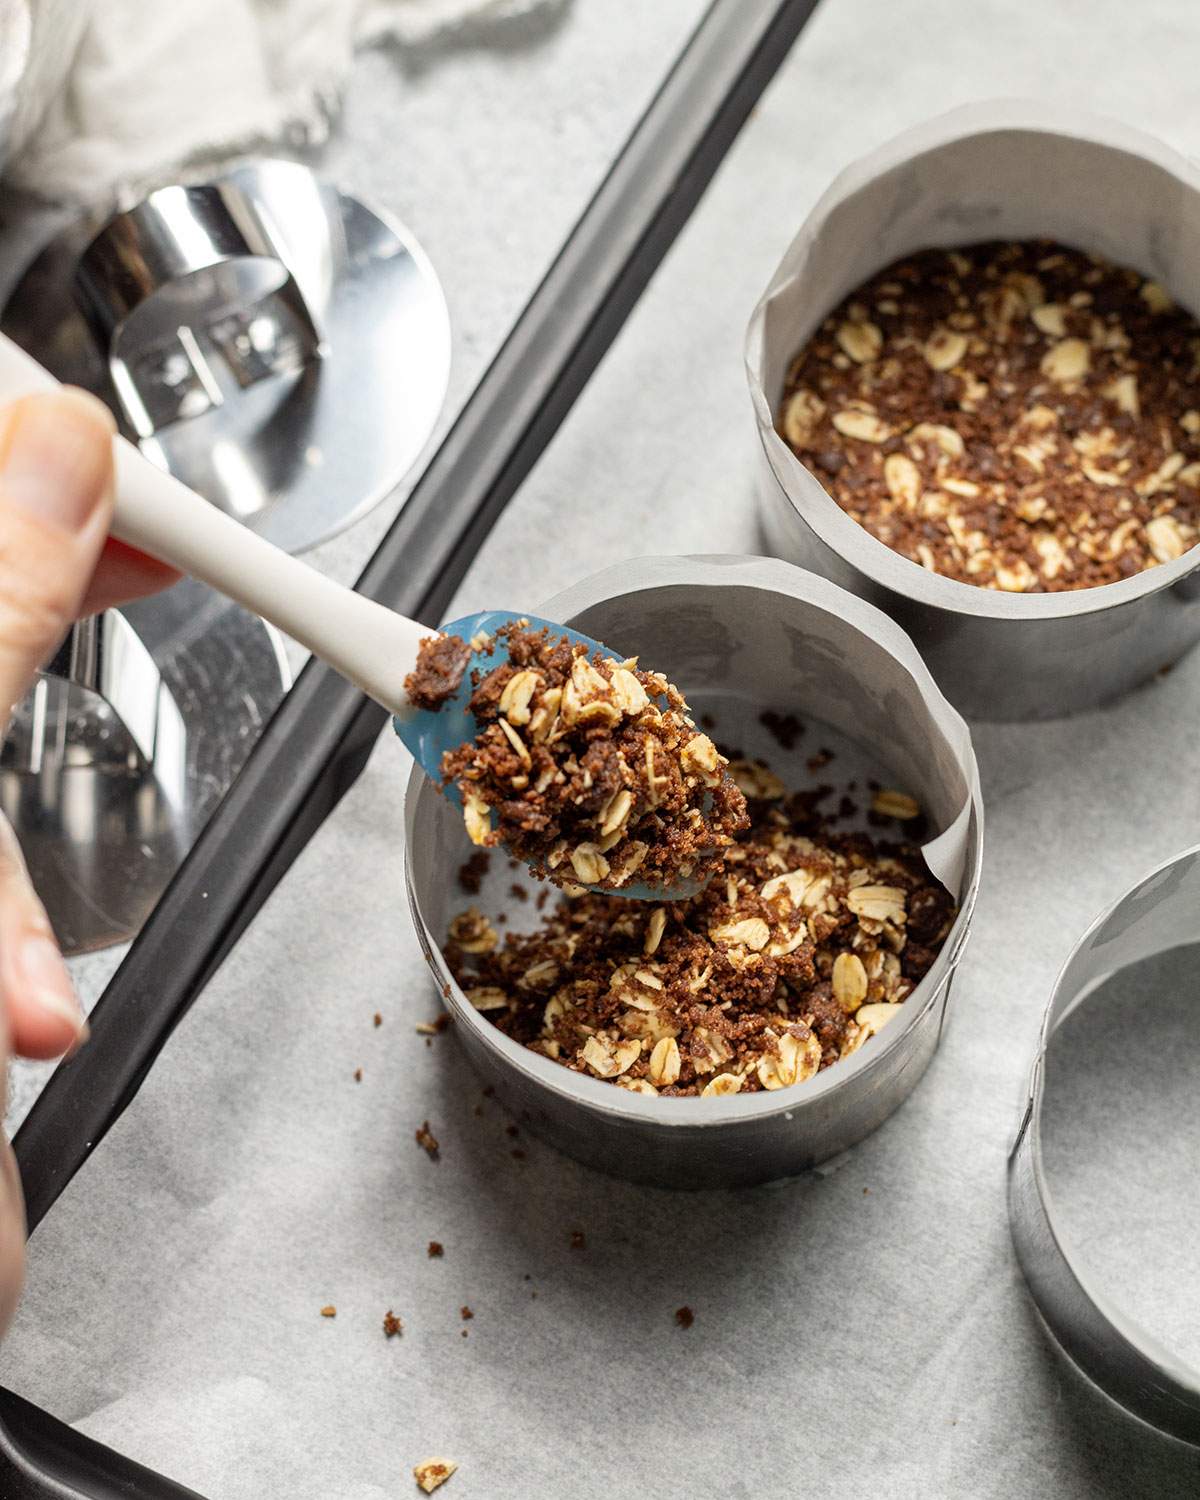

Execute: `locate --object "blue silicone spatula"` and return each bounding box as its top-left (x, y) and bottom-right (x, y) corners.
top-left (0, 335), bottom-right (699, 899)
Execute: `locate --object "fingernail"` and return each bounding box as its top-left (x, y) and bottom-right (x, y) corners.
top-left (18, 934), bottom-right (87, 1037)
top-left (0, 390), bottom-right (114, 532)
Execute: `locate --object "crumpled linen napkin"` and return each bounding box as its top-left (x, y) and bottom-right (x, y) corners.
top-left (1, 0), bottom-right (557, 201)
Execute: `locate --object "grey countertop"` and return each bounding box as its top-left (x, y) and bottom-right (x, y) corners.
top-left (5, 1), bottom-right (1200, 1496)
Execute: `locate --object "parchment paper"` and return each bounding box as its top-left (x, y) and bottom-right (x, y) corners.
top-left (6, 2), bottom-right (1200, 1496)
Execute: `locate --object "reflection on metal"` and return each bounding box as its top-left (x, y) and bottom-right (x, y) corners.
top-left (0, 158), bottom-right (446, 944)
top-left (1009, 846), bottom-right (1200, 1449)
top-left (2, 159), bottom-right (451, 554)
top-left (0, 584), bottom-right (290, 954)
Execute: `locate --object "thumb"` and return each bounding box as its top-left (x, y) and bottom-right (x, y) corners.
top-left (0, 390), bottom-right (116, 723)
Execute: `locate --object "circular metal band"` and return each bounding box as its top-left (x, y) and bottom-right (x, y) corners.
top-left (1008, 845), bottom-right (1200, 1447)
top-left (74, 182), bottom-right (319, 361)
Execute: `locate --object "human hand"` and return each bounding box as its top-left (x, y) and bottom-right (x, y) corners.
top-left (0, 390), bottom-right (178, 1335)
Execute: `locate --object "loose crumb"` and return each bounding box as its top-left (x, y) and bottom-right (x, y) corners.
top-left (413, 1457), bottom-right (458, 1493)
top-left (778, 240), bottom-right (1200, 592)
top-left (353, 1068), bottom-right (362, 1083)
top-left (447, 760), bottom-right (954, 1097)
top-left (440, 622), bottom-right (748, 893)
top-left (405, 633), bottom-right (472, 710)
top-left (510, 883), bottom-right (529, 901)
top-left (457, 850), bottom-right (491, 894)
top-left (383, 1310), bottom-right (403, 1338)
top-left (373, 1012), bottom-right (382, 1027)
top-left (569, 1230), bottom-right (586, 1250)
top-left (320, 1305), bottom-right (336, 1318)
top-left (416, 1013), bottom-right (453, 1036)
top-left (505, 1124), bottom-right (519, 1138)
top-left (759, 709), bottom-right (804, 750)
top-left (428, 1241), bottom-right (444, 1258)
top-left (675, 1306), bottom-right (694, 1329)
top-left (415, 1121), bottom-right (440, 1160)
top-left (460, 1305), bottom-right (473, 1321)
top-left (511, 1148), bottom-right (525, 1160)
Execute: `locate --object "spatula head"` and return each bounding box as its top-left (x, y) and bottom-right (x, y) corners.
top-left (392, 609), bottom-right (704, 901)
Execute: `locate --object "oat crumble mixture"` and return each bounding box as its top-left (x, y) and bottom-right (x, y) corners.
top-left (409, 622), bottom-right (748, 893)
top-left (446, 752), bottom-right (955, 1098)
top-left (779, 239), bottom-right (1200, 591)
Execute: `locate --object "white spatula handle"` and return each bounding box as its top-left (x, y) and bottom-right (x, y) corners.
top-left (0, 333), bottom-right (427, 718)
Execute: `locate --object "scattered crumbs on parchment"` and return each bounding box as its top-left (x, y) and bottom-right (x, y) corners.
top-left (510, 883), bottom-right (529, 902)
top-left (569, 1230), bottom-right (586, 1251)
top-left (675, 1306), bottom-right (694, 1329)
top-left (374, 1012), bottom-right (383, 1028)
top-left (416, 1121), bottom-right (440, 1160)
top-left (384, 1310), bottom-right (403, 1338)
top-left (428, 1241), bottom-right (444, 1258)
top-left (460, 1305), bottom-right (473, 1321)
top-left (460, 1329), bottom-right (469, 1339)
top-left (353, 1069), bottom-right (363, 1083)
top-left (320, 1305), bottom-right (336, 1318)
top-left (416, 1013), bottom-right (453, 1037)
top-left (863, 1187), bottom-right (870, 1195)
top-left (413, 1457), bottom-right (457, 1493)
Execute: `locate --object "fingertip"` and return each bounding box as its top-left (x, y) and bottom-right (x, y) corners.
top-left (0, 388), bottom-right (115, 535)
top-left (51, 386), bottom-right (117, 435)
top-left (5, 934), bottom-right (87, 1060)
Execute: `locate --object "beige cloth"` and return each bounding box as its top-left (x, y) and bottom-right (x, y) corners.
top-left (2, 0), bottom-right (557, 201)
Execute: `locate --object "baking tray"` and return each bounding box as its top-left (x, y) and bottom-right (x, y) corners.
top-left (0, 1), bottom-right (822, 1493)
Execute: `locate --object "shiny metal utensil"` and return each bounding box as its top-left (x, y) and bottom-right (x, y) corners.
top-left (0, 335), bottom-right (699, 900)
top-left (2, 159), bottom-right (451, 555)
top-left (0, 586), bottom-right (289, 953)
